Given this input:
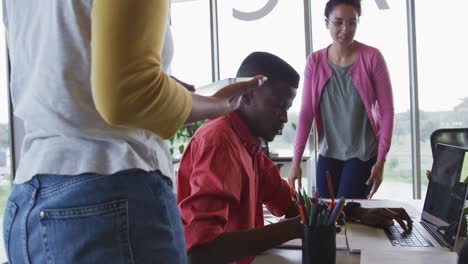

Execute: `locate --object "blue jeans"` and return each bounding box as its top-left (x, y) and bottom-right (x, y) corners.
top-left (316, 155), bottom-right (376, 199)
top-left (3, 169), bottom-right (186, 264)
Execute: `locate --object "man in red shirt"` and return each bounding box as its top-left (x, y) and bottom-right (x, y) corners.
top-left (177, 52), bottom-right (412, 264)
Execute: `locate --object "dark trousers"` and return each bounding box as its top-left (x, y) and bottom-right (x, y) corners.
top-left (316, 155), bottom-right (376, 199)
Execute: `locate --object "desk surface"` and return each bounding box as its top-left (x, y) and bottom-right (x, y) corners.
top-left (256, 199), bottom-right (462, 264)
top-left (253, 248), bottom-right (359, 264)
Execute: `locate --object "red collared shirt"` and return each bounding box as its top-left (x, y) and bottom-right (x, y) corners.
top-left (177, 113), bottom-right (293, 263)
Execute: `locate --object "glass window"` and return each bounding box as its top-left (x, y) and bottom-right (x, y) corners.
top-left (169, 1), bottom-right (212, 159)
top-left (217, 0), bottom-right (306, 159)
top-left (311, 0), bottom-right (412, 200)
top-left (0, 3), bottom-right (11, 262)
top-left (416, 0), bottom-right (468, 197)
top-left (170, 0), bottom-right (212, 87)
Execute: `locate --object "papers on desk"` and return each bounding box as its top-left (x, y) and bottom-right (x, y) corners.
top-left (360, 249), bottom-right (458, 264)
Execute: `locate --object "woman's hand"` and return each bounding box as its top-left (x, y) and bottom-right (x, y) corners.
top-left (212, 75), bottom-right (267, 113)
top-left (366, 159), bottom-right (385, 199)
top-left (288, 160), bottom-right (302, 189)
top-left (185, 75), bottom-right (267, 124)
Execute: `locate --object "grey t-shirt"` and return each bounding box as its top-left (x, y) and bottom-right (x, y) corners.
top-left (318, 61), bottom-right (377, 161)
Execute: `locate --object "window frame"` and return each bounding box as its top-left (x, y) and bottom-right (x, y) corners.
top-left (5, 0), bottom-right (437, 198)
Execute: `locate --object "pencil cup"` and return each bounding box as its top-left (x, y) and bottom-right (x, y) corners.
top-left (302, 224), bottom-right (336, 264)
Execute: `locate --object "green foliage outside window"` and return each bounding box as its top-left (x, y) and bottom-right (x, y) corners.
top-left (169, 121), bottom-right (204, 156)
top-left (0, 124), bottom-right (9, 149)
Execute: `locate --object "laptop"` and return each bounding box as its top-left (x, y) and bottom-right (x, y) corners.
top-left (346, 143), bottom-right (468, 252)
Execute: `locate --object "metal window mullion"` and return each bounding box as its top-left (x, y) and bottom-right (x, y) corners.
top-left (406, 0), bottom-right (421, 199)
top-left (303, 0), bottom-right (313, 57)
top-left (209, 0), bottom-right (220, 82)
top-left (303, 0), bottom-right (317, 194)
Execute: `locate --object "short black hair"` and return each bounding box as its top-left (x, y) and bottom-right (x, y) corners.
top-left (324, 0), bottom-right (362, 19)
top-left (236, 52), bottom-right (300, 89)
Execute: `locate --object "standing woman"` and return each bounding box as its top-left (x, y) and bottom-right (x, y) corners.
top-left (2, 0), bottom-right (264, 263)
top-left (288, 0), bottom-right (393, 199)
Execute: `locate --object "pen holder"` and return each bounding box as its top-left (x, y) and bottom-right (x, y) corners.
top-left (302, 224), bottom-right (336, 264)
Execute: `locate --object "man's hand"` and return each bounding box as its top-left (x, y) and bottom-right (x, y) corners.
top-left (288, 160), bottom-right (302, 189)
top-left (366, 159), bottom-right (385, 199)
top-left (357, 207), bottom-right (413, 233)
top-left (426, 170), bottom-right (432, 180)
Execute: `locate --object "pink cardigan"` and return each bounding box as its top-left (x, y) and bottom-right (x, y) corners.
top-left (293, 41), bottom-right (394, 161)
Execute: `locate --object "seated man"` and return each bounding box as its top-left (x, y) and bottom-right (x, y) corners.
top-left (177, 52), bottom-right (412, 264)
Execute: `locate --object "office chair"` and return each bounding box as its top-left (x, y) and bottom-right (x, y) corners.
top-left (460, 239), bottom-right (468, 264)
top-left (430, 128), bottom-right (468, 158)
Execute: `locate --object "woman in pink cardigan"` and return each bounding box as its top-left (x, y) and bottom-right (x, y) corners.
top-left (288, 0), bottom-right (394, 199)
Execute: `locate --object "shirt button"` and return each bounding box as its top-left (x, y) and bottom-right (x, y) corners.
top-left (39, 211), bottom-right (45, 219)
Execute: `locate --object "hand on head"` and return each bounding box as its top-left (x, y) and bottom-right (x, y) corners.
top-left (185, 75), bottom-right (267, 124)
top-left (213, 75), bottom-right (267, 112)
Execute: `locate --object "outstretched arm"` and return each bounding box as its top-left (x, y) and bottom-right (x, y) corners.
top-left (188, 216), bottom-right (302, 264)
top-left (289, 56), bottom-right (316, 188)
top-left (92, 0), bottom-right (264, 139)
top-left (366, 49), bottom-right (394, 198)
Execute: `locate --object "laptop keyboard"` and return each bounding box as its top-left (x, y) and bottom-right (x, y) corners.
top-left (384, 225), bottom-right (434, 247)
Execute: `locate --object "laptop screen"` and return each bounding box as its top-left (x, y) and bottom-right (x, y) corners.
top-left (422, 143), bottom-right (468, 250)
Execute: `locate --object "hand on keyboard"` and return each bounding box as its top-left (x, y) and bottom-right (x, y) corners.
top-left (385, 225), bottom-right (434, 247)
top-left (358, 207), bottom-right (413, 233)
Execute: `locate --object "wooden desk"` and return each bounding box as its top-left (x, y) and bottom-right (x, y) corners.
top-left (253, 248), bottom-right (360, 264)
top-left (253, 226), bottom-right (358, 263)
top-left (256, 199), bottom-right (461, 263)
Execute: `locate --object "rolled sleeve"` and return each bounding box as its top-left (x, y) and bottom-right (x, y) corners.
top-left (178, 138), bottom-right (242, 251)
top-left (91, 0), bottom-right (192, 139)
top-left (181, 196), bottom-right (232, 252)
top-left (261, 156), bottom-right (294, 217)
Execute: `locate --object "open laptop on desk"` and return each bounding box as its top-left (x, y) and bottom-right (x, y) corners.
top-left (346, 143), bottom-right (468, 253)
